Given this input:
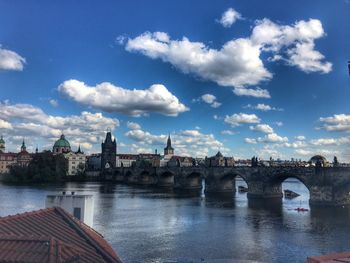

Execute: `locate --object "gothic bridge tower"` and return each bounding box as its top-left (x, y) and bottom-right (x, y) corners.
top-left (101, 131), bottom-right (117, 170)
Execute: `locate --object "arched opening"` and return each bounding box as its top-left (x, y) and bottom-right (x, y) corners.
top-left (235, 175), bottom-right (249, 202)
top-left (280, 176), bottom-right (310, 209)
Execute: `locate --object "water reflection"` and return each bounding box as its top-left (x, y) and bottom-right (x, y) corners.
top-left (0, 180), bottom-right (350, 262)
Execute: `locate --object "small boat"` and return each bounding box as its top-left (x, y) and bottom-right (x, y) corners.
top-left (284, 189), bottom-right (300, 198)
top-left (238, 186), bottom-right (248, 192)
top-left (294, 207), bottom-right (309, 212)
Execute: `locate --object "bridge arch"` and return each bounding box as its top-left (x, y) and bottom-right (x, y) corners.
top-left (205, 172), bottom-right (250, 194)
top-left (265, 173), bottom-right (310, 200)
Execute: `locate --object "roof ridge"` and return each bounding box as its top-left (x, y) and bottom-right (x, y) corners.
top-left (54, 207), bottom-right (122, 263)
top-left (0, 207), bottom-right (56, 221)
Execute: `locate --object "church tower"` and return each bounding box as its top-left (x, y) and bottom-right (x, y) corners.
top-left (164, 134), bottom-right (174, 157)
top-left (0, 136), bottom-right (5, 153)
top-left (101, 131), bottom-right (117, 169)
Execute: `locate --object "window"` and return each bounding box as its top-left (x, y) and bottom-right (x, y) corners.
top-left (73, 207), bottom-right (81, 220)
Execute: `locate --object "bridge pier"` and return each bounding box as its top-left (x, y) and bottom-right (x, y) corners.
top-left (139, 173), bottom-right (157, 185)
top-left (158, 173), bottom-right (174, 187)
top-left (309, 186), bottom-right (350, 206)
top-left (204, 176), bottom-right (235, 193)
top-left (247, 181), bottom-right (283, 199)
top-left (175, 176), bottom-right (202, 190)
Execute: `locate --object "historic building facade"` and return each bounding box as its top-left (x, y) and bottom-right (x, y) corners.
top-left (17, 140), bottom-right (31, 167)
top-left (101, 131), bottom-right (117, 170)
top-left (64, 146), bottom-right (86, 176)
top-left (53, 134), bottom-right (71, 154)
top-left (205, 151), bottom-right (235, 167)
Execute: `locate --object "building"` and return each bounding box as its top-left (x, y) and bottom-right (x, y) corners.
top-left (205, 151), bottom-right (235, 167)
top-left (86, 153), bottom-right (101, 171)
top-left (164, 134), bottom-right (174, 157)
top-left (0, 152), bottom-right (17, 174)
top-left (0, 135), bottom-right (5, 153)
top-left (101, 131), bottom-right (117, 170)
top-left (16, 140), bottom-right (31, 167)
top-left (116, 154), bottom-right (138, 167)
top-left (64, 146), bottom-right (86, 176)
top-left (46, 192), bottom-right (94, 227)
top-left (53, 134), bottom-right (71, 154)
top-left (0, 207), bottom-right (122, 262)
top-left (167, 156), bottom-right (194, 167)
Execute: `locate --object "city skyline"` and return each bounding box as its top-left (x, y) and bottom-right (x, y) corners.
top-left (1, 1), bottom-right (350, 160)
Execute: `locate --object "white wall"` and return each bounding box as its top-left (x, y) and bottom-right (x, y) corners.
top-left (45, 194), bottom-right (94, 227)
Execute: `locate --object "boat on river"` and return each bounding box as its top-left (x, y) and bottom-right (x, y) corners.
top-left (284, 189), bottom-right (300, 198)
top-left (238, 186), bottom-right (248, 192)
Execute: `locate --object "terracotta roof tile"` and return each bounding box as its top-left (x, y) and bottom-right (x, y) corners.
top-left (0, 207), bottom-right (122, 263)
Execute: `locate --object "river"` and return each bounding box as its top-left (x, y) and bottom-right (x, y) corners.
top-left (0, 178), bottom-right (349, 263)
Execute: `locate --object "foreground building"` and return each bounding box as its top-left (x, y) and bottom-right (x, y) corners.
top-left (0, 207), bottom-right (122, 262)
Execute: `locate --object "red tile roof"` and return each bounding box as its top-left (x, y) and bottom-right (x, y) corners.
top-left (0, 207), bottom-right (123, 263)
top-left (308, 252), bottom-right (350, 263)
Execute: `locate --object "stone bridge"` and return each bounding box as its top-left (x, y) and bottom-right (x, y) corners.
top-left (107, 166), bottom-right (350, 206)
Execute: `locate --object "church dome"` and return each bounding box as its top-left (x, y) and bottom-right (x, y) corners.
top-left (309, 155), bottom-right (327, 164)
top-left (54, 134), bottom-right (71, 148)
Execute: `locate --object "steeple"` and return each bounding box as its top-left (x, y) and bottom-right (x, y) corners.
top-left (164, 133), bottom-right (174, 156)
top-left (35, 145), bottom-right (38, 154)
top-left (167, 134), bottom-right (172, 148)
top-left (21, 139), bottom-right (26, 152)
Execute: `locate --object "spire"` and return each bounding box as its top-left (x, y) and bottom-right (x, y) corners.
top-left (35, 145), bottom-right (38, 154)
top-left (76, 144), bottom-right (82, 154)
top-left (21, 139), bottom-right (26, 152)
top-left (167, 134), bottom-right (172, 148)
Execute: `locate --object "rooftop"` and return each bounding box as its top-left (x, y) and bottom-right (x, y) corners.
top-left (0, 207), bottom-right (122, 263)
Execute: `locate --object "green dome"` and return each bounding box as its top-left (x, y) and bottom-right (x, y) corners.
top-left (0, 136), bottom-right (4, 144)
top-left (54, 134), bottom-right (71, 148)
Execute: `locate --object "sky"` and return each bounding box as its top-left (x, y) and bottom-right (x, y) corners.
top-left (0, 0), bottom-right (350, 161)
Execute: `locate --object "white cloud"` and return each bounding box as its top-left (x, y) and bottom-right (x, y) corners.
top-left (244, 138), bottom-right (257, 144)
top-left (0, 102), bottom-right (119, 153)
top-left (0, 119), bottom-right (13, 129)
top-left (319, 114), bottom-right (350, 132)
top-left (218, 8), bottom-right (242, 28)
top-left (126, 32), bottom-right (272, 93)
top-left (49, 99), bottom-right (59, 107)
top-left (257, 133), bottom-right (288, 143)
top-left (295, 135), bottom-right (306, 141)
top-left (197, 94), bottom-right (222, 108)
top-left (233, 87), bottom-right (271, 98)
top-left (58, 79), bottom-right (189, 117)
top-left (250, 124), bottom-right (274, 133)
top-left (251, 18), bottom-right (332, 73)
top-left (274, 121), bottom-right (283, 127)
top-left (127, 121), bottom-right (141, 130)
top-left (224, 113), bottom-right (260, 127)
top-left (221, 130), bottom-right (236, 135)
top-left (125, 18), bottom-right (331, 97)
top-left (244, 103), bottom-right (282, 111)
top-left (125, 128), bottom-right (228, 157)
top-left (0, 46), bottom-right (26, 71)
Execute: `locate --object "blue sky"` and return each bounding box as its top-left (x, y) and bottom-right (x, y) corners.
top-left (0, 0), bottom-right (350, 161)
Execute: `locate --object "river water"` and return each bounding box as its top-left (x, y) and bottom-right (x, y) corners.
top-left (0, 178), bottom-right (349, 263)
